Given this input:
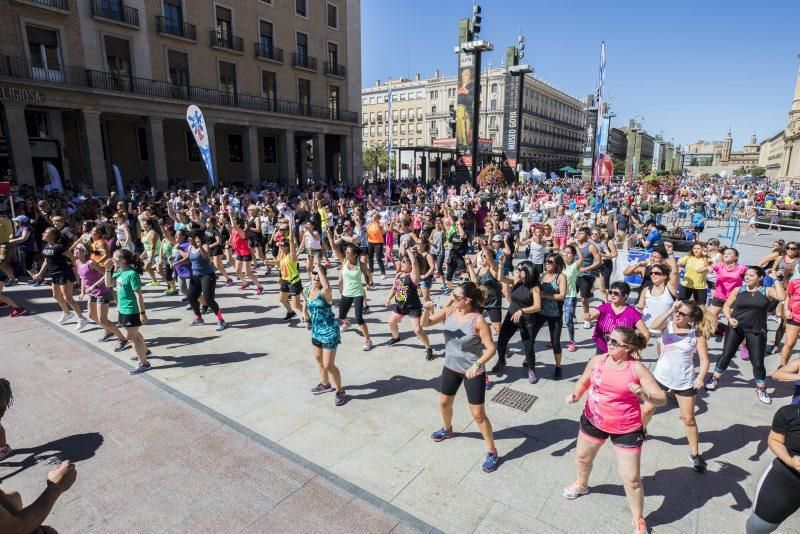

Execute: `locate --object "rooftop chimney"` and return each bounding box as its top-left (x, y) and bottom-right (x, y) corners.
top-left (415, 73), bottom-right (420, 81)
top-left (375, 80), bottom-right (381, 86)
top-left (434, 69), bottom-right (440, 79)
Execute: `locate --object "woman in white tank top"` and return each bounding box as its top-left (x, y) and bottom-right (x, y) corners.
top-left (636, 262), bottom-right (678, 338)
top-left (641, 299), bottom-right (716, 473)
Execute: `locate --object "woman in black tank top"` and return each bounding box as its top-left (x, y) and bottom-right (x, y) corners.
top-left (706, 266), bottom-right (786, 404)
top-left (492, 260), bottom-right (541, 377)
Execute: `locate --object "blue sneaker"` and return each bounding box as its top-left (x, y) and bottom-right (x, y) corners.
top-left (442, 289), bottom-right (452, 296)
top-left (431, 427), bottom-right (454, 442)
top-left (482, 450), bottom-right (500, 473)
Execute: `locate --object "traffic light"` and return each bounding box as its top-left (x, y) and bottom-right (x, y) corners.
top-left (471, 4), bottom-right (482, 36)
top-left (517, 35), bottom-right (525, 61)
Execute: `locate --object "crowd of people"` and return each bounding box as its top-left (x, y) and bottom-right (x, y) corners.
top-left (1, 173), bottom-right (800, 533)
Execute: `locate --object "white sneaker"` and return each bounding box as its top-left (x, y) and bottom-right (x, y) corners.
top-left (57, 311), bottom-right (74, 325)
top-left (756, 388), bottom-right (772, 405)
top-left (75, 317), bottom-right (89, 332)
top-left (583, 321), bottom-right (593, 330)
top-left (381, 274), bottom-right (387, 280)
top-left (768, 315), bottom-right (780, 323)
top-left (563, 483), bottom-right (589, 500)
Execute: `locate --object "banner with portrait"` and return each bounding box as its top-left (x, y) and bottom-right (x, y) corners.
top-left (455, 51), bottom-right (475, 168)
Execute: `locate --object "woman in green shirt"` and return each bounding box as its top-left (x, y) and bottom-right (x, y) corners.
top-left (105, 249), bottom-right (151, 375)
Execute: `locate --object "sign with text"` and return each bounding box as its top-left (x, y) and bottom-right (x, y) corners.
top-left (502, 69), bottom-right (520, 160)
top-left (0, 86), bottom-right (45, 104)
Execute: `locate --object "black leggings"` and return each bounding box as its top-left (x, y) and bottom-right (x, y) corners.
top-left (678, 285), bottom-right (707, 305)
top-left (446, 254), bottom-right (466, 282)
top-left (435, 253), bottom-right (444, 276)
top-left (367, 243), bottom-right (385, 275)
top-left (746, 459), bottom-right (800, 533)
top-left (532, 313), bottom-right (563, 354)
top-left (496, 312), bottom-right (535, 367)
top-left (338, 295), bottom-right (365, 325)
top-left (714, 326), bottom-right (767, 385)
top-left (188, 273), bottom-right (219, 316)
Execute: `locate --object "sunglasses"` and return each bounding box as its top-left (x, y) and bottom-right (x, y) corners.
top-left (788, 246), bottom-right (798, 250)
top-left (311, 271), bottom-right (319, 276)
top-left (607, 338), bottom-right (625, 348)
top-left (608, 290), bottom-right (625, 296)
top-left (674, 310), bottom-right (689, 317)
top-left (650, 271), bottom-right (664, 276)
top-left (452, 294), bottom-right (465, 301)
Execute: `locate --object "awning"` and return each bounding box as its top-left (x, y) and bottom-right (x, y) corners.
top-left (559, 166), bottom-right (581, 174)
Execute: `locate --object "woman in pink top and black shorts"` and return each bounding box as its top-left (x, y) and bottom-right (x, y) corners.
top-left (564, 326), bottom-right (666, 534)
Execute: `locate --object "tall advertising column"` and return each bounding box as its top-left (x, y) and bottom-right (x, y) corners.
top-left (455, 50), bottom-right (475, 182)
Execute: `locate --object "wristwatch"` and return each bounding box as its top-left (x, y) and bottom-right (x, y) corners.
top-left (473, 361), bottom-right (484, 370)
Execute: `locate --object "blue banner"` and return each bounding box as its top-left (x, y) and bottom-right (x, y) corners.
top-left (186, 105), bottom-right (216, 187)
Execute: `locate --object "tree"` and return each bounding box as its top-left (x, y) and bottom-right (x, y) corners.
top-left (732, 166), bottom-right (747, 177)
top-left (362, 142), bottom-right (395, 177)
top-left (748, 165), bottom-right (766, 177)
top-left (638, 160), bottom-right (652, 176)
top-left (689, 157), bottom-right (698, 166)
top-left (611, 156), bottom-right (627, 176)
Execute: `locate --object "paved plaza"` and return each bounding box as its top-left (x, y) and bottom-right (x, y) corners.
top-left (2, 225), bottom-right (800, 533)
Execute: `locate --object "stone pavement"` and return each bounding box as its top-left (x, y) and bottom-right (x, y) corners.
top-left (2, 224), bottom-right (800, 533)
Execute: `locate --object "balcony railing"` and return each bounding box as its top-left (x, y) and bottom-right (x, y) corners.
top-left (0, 54), bottom-right (358, 124)
top-left (324, 62), bottom-right (346, 77)
top-left (91, 0), bottom-right (139, 27)
top-left (210, 30), bottom-right (243, 53)
top-left (254, 43), bottom-right (283, 62)
top-left (17, 0), bottom-right (69, 11)
top-left (156, 16), bottom-right (196, 41)
top-left (292, 53), bottom-right (317, 71)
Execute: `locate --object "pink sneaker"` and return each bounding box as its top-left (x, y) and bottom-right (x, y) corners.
top-left (740, 345), bottom-right (750, 361)
top-left (567, 342), bottom-right (577, 352)
top-left (255, 287), bottom-right (264, 296)
top-left (238, 283), bottom-right (248, 291)
top-left (0, 445), bottom-right (12, 461)
top-left (225, 278), bottom-right (233, 287)
top-left (10, 307), bottom-right (27, 317)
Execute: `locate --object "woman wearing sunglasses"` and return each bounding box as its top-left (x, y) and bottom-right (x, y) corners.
top-left (637, 263), bottom-right (678, 341)
top-left (421, 282), bottom-right (499, 472)
top-left (530, 254), bottom-right (567, 381)
top-left (585, 281), bottom-right (650, 355)
top-left (465, 238), bottom-right (503, 338)
top-left (677, 242), bottom-right (710, 304)
top-left (699, 247), bottom-right (747, 338)
top-left (302, 262), bottom-right (346, 407)
top-left (706, 266), bottom-right (786, 404)
top-left (642, 300), bottom-right (716, 473)
top-left (492, 261), bottom-right (541, 376)
top-left (564, 326), bottom-right (666, 534)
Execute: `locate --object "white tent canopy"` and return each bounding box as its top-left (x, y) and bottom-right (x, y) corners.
top-left (530, 167), bottom-right (545, 176)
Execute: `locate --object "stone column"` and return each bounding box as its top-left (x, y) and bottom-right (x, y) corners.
top-left (280, 129), bottom-right (296, 186)
top-left (243, 127), bottom-right (260, 187)
top-left (313, 133), bottom-right (326, 183)
top-left (79, 110), bottom-right (108, 194)
top-left (2, 103), bottom-right (35, 187)
top-left (145, 117), bottom-right (169, 190)
top-left (341, 135), bottom-right (352, 184)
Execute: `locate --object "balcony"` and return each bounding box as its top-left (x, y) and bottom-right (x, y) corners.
top-left (0, 54), bottom-right (358, 124)
top-left (210, 30), bottom-right (243, 53)
top-left (91, 0), bottom-right (139, 28)
top-left (13, 0), bottom-right (69, 13)
top-left (156, 16), bottom-right (196, 41)
top-left (254, 43), bottom-right (283, 63)
top-left (292, 53), bottom-right (317, 71)
top-left (324, 62), bottom-right (346, 78)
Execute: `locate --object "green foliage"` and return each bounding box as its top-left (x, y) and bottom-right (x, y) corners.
top-left (639, 161), bottom-right (652, 176)
top-left (748, 165), bottom-right (766, 177)
top-left (689, 157), bottom-right (698, 166)
top-left (362, 142), bottom-right (395, 175)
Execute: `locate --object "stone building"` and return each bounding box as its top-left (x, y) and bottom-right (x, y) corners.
top-left (712, 130), bottom-right (760, 167)
top-left (0, 0), bottom-right (362, 192)
top-left (361, 66), bottom-right (584, 178)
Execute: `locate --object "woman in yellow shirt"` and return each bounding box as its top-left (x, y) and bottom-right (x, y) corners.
top-left (678, 242), bottom-right (710, 304)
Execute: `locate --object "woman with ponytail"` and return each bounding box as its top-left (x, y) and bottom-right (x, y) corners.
top-left (564, 326), bottom-right (666, 534)
top-left (421, 282), bottom-right (500, 472)
top-left (642, 299), bottom-right (717, 473)
top-left (106, 248), bottom-right (151, 375)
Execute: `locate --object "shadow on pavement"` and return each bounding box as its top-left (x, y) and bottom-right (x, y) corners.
top-left (0, 432), bottom-right (104, 482)
top-left (650, 422), bottom-right (769, 463)
top-left (147, 335), bottom-right (218, 349)
top-left (460, 418), bottom-right (579, 462)
top-left (591, 461), bottom-right (752, 528)
top-left (147, 350), bottom-right (268, 370)
top-left (347, 375), bottom-right (439, 401)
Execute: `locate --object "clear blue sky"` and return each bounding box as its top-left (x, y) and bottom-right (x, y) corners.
top-left (362, 0), bottom-right (799, 149)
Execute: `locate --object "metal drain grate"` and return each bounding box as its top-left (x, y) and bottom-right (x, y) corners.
top-left (491, 386), bottom-right (538, 412)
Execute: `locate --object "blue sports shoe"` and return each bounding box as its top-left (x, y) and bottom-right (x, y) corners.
top-left (482, 450), bottom-right (500, 472)
top-left (431, 427), bottom-right (454, 442)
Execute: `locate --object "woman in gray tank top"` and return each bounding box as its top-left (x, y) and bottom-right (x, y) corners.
top-left (421, 282), bottom-right (501, 473)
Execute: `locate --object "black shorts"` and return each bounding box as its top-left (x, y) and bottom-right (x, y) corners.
top-left (577, 276), bottom-right (594, 299)
top-left (236, 254), bottom-right (253, 262)
top-left (248, 236), bottom-right (263, 248)
top-left (50, 271), bottom-right (75, 286)
top-left (210, 248), bottom-right (224, 257)
top-left (393, 304), bottom-right (422, 318)
top-left (89, 294), bottom-right (110, 304)
top-left (311, 337), bottom-right (340, 350)
top-left (484, 307), bottom-right (502, 324)
top-left (440, 365), bottom-right (486, 405)
top-left (787, 319), bottom-right (800, 328)
top-left (579, 414), bottom-right (645, 450)
top-left (709, 297), bottom-right (726, 308)
top-left (118, 312), bottom-right (142, 328)
top-left (280, 279), bottom-right (303, 296)
top-left (656, 379), bottom-right (697, 397)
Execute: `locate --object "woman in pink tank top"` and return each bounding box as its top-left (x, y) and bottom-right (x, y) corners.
top-left (563, 326), bottom-right (666, 534)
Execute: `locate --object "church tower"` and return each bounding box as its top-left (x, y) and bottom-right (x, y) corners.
top-left (781, 54), bottom-right (800, 177)
top-left (721, 127), bottom-right (732, 162)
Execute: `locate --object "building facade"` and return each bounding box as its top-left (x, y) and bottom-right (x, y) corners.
top-left (712, 130), bottom-right (761, 167)
top-left (361, 66), bottom-right (584, 178)
top-left (0, 0), bottom-right (362, 193)
top-left (758, 130), bottom-right (785, 178)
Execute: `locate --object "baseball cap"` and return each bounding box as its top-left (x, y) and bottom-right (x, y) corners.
top-left (12, 215), bottom-right (29, 224)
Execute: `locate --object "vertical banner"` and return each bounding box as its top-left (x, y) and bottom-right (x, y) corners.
top-left (46, 163), bottom-right (63, 192)
top-left (502, 66), bottom-right (520, 175)
top-left (652, 142), bottom-right (661, 173)
top-left (186, 105), bottom-right (216, 187)
top-left (112, 164), bottom-right (124, 196)
top-left (455, 51), bottom-right (475, 168)
top-left (387, 82), bottom-right (393, 198)
top-left (593, 42), bottom-right (607, 183)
